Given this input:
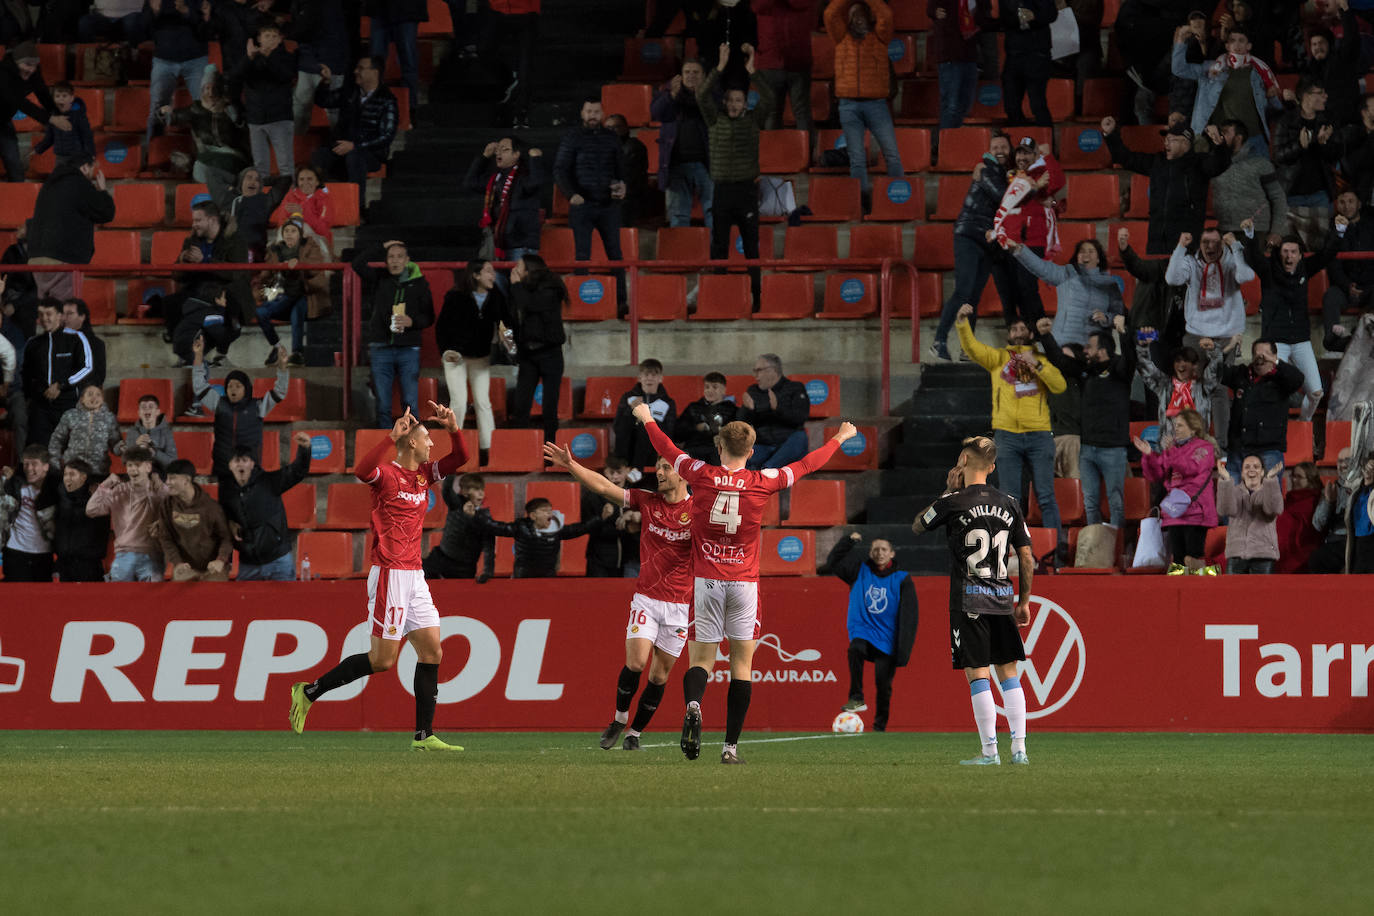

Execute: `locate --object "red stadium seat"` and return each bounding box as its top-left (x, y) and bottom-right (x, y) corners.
top-left (783, 224), bottom-right (838, 263)
top-left (579, 377), bottom-right (635, 418)
top-left (601, 83), bottom-right (653, 127)
top-left (150, 229), bottom-right (185, 265)
top-left (486, 429), bottom-right (544, 472)
top-left (1062, 174), bottom-right (1120, 220)
top-left (1125, 174), bottom-right (1151, 219)
top-left (866, 176), bottom-right (924, 221)
top-left (1046, 79), bottom-right (1075, 120)
top-left (36, 43), bottom-right (66, 80)
top-left (759, 129), bottom-right (810, 174)
top-left (888, 34), bottom-right (916, 75)
top-left (108, 182), bottom-right (166, 228)
top-left (933, 174), bottom-right (966, 221)
top-left (1080, 78), bottom-right (1123, 118)
top-left (0, 183), bottom-right (39, 228)
top-left (811, 32), bottom-right (835, 79)
top-left (635, 273), bottom-right (687, 320)
top-left (692, 273), bottom-right (752, 320)
top-left (90, 231), bottom-right (139, 266)
top-left (482, 482), bottom-right (516, 525)
top-left (1055, 478), bottom-right (1087, 527)
top-left (760, 529), bottom-right (815, 575)
top-left (528, 376), bottom-right (574, 420)
top-left (557, 537), bottom-right (588, 576)
top-left (1059, 125), bottom-right (1112, 171)
top-left (424, 489), bottom-right (447, 529)
top-left (913, 226), bottom-right (955, 271)
top-left (1027, 526), bottom-right (1058, 570)
top-left (260, 431), bottom-right (282, 472)
top-left (1285, 421), bottom-right (1314, 466)
top-left (754, 272), bottom-right (815, 320)
top-left (261, 377), bottom-right (308, 422)
top-left (1124, 476), bottom-right (1151, 522)
top-left (75, 278), bottom-right (117, 325)
top-left (916, 271), bottom-right (943, 318)
top-left (539, 226), bottom-right (575, 264)
top-left (172, 430), bottom-right (213, 475)
top-left (283, 483), bottom-right (317, 529)
top-left (1107, 221), bottom-right (1149, 266)
top-left (304, 430), bottom-right (346, 474)
top-left (892, 4), bottom-right (932, 29)
top-left (804, 176), bottom-right (862, 221)
top-left (820, 273), bottom-right (878, 318)
top-left (419, 0), bottom-right (454, 36)
top-left (848, 224), bottom-right (902, 261)
top-left (729, 223), bottom-right (775, 262)
top-left (295, 531), bottom-right (355, 578)
top-left (94, 135), bottom-right (140, 178)
top-left (783, 479), bottom-right (846, 526)
top-left (117, 377), bottom-right (175, 423)
top-left (894, 78), bottom-right (937, 124)
top-left (824, 424), bottom-right (879, 470)
top-left (1053, 223), bottom-right (1097, 264)
top-left (326, 182), bottom-right (360, 226)
top-left (934, 127), bottom-right (991, 171)
top-left (655, 227), bottom-right (710, 267)
top-left (894, 127), bottom-right (932, 171)
top-left (322, 483), bottom-right (372, 529)
top-left (526, 481), bottom-right (581, 522)
top-left (793, 374), bottom-right (841, 417)
top-left (564, 275), bottom-right (618, 320)
top-left (173, 183), bottom-right (212, 226)
top-left (74, 89), bottom-right (105, 129)
top-left (1320, 421), bottom-right (1352, 467)
top-left (782, 79), bottom-right (832, 125)
top-left (554, 428), bottom-right (608, 470)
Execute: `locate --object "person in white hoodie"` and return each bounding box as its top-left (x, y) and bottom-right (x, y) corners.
top-left (1164, 227), bottom-right (1254, 448)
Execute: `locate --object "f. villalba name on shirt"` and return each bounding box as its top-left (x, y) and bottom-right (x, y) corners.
top-left (960, 505), bottom-right (1015, 526)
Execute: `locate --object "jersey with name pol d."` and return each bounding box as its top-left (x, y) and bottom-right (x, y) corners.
top-left (920, 483), bottom-right (1031, 616)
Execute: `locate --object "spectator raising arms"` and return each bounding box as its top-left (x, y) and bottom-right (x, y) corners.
top-left (1135, 408), bottom-right (1218, 576)
top-left (232, 22), bottom-right (298, 180)
top-left (0, 444), bottom-right (60, 582)
top-left (190, 335), bottom-right (289, 477)
top-left (1220, 338), bottom-right (1304, 480)
top-left (1215, 455), bottom-right (1283, 574)
top-left (48, 384), bottom-right (121, 476)
top-left (27, 153), bottom-right (116, 303)
top-left (312, 57), bottom-right (399, 199)
top-left (86, 447), bottom-right (168, 581)
top-left (1005, 237), bottom-right (1123, 347)
top-left (162, 73), bottom-right (250, 211)
top-left (218, 432), bottom-right (313, 581)
top-left (465, 136), bottom-right (544, 262)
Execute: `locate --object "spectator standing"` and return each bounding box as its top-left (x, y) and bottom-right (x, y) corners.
top-left (676, 371), bottom-right (737, 462)
top-left (20, 300), bottom-right (91, 449)
top-left (754, 0), bottom-right (814, 140)
top-left (651, 60), bottom-right (714, 233)
top-left (1310, 447), bottom-right (1354, 573)
top-left (80, 0), bottom-right (147, 42)
top-left (162, 74), bottom-right (251, 210)
top-left (465, 137), bottom-right (544, 263)
top-left (1271, 78), bottom-right (1340, 249)
top-left (1102, 116), bottom-right (1230, 255)
top-left (998, 0), bottom-right (1058, 126)
top-left (993, 138), bottom-right (1064, 326)
top-left (1242, 222), bottom-right (1336, 422)
top-left (27, 153), bottom-right (116, 303)
top-left (1343, 454), bottom-right (1374, 573)
top-left (507, 254), bottom-right (567, 443)
top-left (0, 41), bottom-right (66, 182)
top-left (1215, 455), bottom-right (1283, 574)
top-left (1167, 9), bottom-right (1222, 124)
top-left (86, 446), bottom-right (168, 581)
top-left (475, 497), bottom-right (608, 578)
top-left (2, 225), bottom-right (38, 337)
top-left (826, 532), bottom-right (918, 733)
top-left (218, 432), bottom-right (312, 580)
top-left (118, 393), bottom-right (177, 470)
top-left (1006, 238), bottom-right (1124, 346)
top-left (1043, 336), bottom-right (1082, 480)
top-left (48, 383), bottom-right (120, 476)
top-left (930, 134), bottom-right (1016, 360)
top-left (1136, 335), bottom-right (1227, 436)
top-left (1323, 192), bottom-right (1374, 353)
top-left (275, 165), bottom-right (335, 252)
top-left (365, 0), bottom-right (425, 124)
top-left (613, 359), bottom-right (677, 469)
top-left (0, 326), bottom-right (16, 443)
top-left (256, 218), bottom-right (328, 366)
top-left (1040, 314), bottom-right (1137, 528)
top-left (1135, 408), bottom-right (1218, 575)
top-left (1116, 225), bottom-right (1184, 345)
top-left (698, 43), bottom-right (773, 308)
top-left (928, 0), bottom-right (984, 130)
top-left (142, 0), bottom-right (213, 144)
top-left (228, 166), bottom-right (293, 260)
top-left (1275, 461), bottom-right (1324, 574)
top-left (1170, 23), bottom-right (1282, 146)
top-left (53, 458), bottom-right (109, 582)
top-left (288, 0), bottom-right (350, 134)
top-left (1299, 0), bottom-right (1361, 126)
top-left (554, 98), bottom-right (627, 303)
top-left (739, 353), bottom-right (810, 470)
top-left (156, 458), bottom-right (232, 581)
top-left (312, 57), bottom-right (399, 199)
top-left (1339, 95), bottom-right (1374, 207)
top-left (234, 22), bottom-right (298, 180)
top-left (0, 444), bottom-right (59, 581)
top-left (435, 259), bottom-right (506, 467)
top-left (1212, 119), bottom-right (1287, 237)
top-left (581, 456), bottom-right (633, 578)
top-left (214, 0), bottom-right (273, 98)
top-left (62, 299), bottom-right (106, 390)
top-left (353, 241), bottom-right (433, 430)
top-left (1114, 0), bottom-right (1196, 124)
top-left (190, 335), bottom-right (289, 476)
top-left (605, 114), bottom-right (650, 228)
top-left (423, 472), bottom-right (495, 582)
top-left (1219, 339), bottom-right (1305, 479)
top-left (955, 303), bottom-right (1068, 558)
top-left (29, 82), bottom-right (95, 161)
top-left (825, 0), bottom-right (903, 207)
top-left (478, 0), bottom-right (541, 129)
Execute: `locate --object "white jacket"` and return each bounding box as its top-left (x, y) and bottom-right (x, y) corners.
top-left (1165, 241), bottom-right (1255, 339)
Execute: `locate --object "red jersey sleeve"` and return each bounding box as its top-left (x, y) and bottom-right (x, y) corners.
top-left (354, 435), bottom-right (394, 485)
top-left (645, 419), bottom-right (711, 484)
top-left (434, 431), bottom-right (469, 478)
top-left (758, 438), bottom-right (842, 492)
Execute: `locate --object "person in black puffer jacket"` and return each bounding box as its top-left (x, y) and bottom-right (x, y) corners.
top-left (465, 137), bottom-right (545, 260)
top-left (354, 240), bottom-right (434, 429)
top-left (476, 496), bottom-right (609, 578)
top-left (423, 472), bottom-right (496, 581)
top-left (507, 254), bottom-right (567, 443)
top-left (1322, 192), bottom-right (1374, 353)
top-left (190, 338), bottom-right (289, 476)
top-left (553, 99), bottom-right (626, 303)
top-left (231, 22), bottom-right (297, 181)
top-left (1220, 338), bottom-right (1305, 479)
top-left (218, 432), bottom-right (312, 580)
top-left (53, 457), bottom-right (110, 582)
top-left (435, 259), bottom-right (507, 465)
top-left (931, 133), bottom-right (1015, 360)
top-left (27, 154), bottom-right (116, 302)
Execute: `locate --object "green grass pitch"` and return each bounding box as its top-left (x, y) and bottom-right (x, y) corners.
top-left (2, 730), bottom-right (1370, 914)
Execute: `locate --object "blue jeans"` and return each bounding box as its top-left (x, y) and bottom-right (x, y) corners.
top-left (746, 429), bottom-right (808, 470)
top-left (370, 344), bottom-right (421, 428)
top-left (256, 294), bottom-right (307, 350)
top-left (935, 234), bottom-right (1017, 348)
top-left (109, 551), bottom-right (162, 582)
top-left (1079, 444), bottom-right (1127, 528)
top-left (937, 61), bottom-right (978, 129)
top-left (239, 550), bottom-right (295, 581)
top-left (837, 98), bottom-right (903, 192)
top-left (993, 429), bottom-right (1062, 541)
top-left (666, 161), bottom-right (714, 231)
top-left (370, 19), bottom-right (419, 116)
top-left (148, 56), bottom-right (207, 141)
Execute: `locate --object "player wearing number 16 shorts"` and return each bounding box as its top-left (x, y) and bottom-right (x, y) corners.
top-left (544, 442), bottom-right (693, 751)
top-left (912, 436), bottom-right (1035, 767)
top-left (634, 400), bottom-right (858, 764)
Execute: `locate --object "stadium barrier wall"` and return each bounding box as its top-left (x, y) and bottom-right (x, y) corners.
top-left (0, 578), bottom-right (1369, 733)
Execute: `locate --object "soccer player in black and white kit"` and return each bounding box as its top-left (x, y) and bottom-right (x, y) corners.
top-left (912, 436), bottom-right (1035, 766)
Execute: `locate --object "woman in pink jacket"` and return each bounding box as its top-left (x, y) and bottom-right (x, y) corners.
top-left (1134, 407), bottom-right (1218, 575)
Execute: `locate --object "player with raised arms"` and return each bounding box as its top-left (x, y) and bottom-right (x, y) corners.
top-left (633, 399), bottom-right (857, 764)
top-left (911, 435), bottom-right (1035, 766)
top-left (288, 403), bottom-right (469, 751)
top-left (543, 442), bottom-right (693, 751)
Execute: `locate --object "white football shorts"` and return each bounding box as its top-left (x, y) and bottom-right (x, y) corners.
top-left (625, 593), bottom-right (690, 657)
top-left (366, 567), bottom-right (440, 640)
top-left (689, 577), bottom-right (761, 643)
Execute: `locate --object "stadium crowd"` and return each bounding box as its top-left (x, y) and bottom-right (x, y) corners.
top-left (1, 0), bottom-right (1373, 582)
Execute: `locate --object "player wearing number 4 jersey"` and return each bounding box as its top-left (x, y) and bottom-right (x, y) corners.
top-left (287, 403), bottom-right (469, 751)
top-left (635, 400), bottom-right (857, 764)
top-left (912, 435), bottom-right (1035, 766)
top-left (544, 442), bottom-right (693, 751)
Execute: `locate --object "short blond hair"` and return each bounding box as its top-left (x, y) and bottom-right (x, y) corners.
top-left (717, 420), bottom-right (756, 460)
top-left (961, 435), bottom-right (997, 470)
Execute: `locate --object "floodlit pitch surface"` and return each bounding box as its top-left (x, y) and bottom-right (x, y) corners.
top-left (2, 731), bottom-right (1369, 914)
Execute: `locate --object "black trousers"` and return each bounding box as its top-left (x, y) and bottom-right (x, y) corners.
top-left (847, 638), bottom-right (897, 731)
top-left (1002, 51), bottom-right (1053, 126)
top-left (27, 397), bottom-right (73, 449)
top-left (1007, 243), bottom-right (1047, 326)
top-left (709, 179), bottom-right (761, 306)
top-left (57, 555), bottom-right (106, 582)
top-left (422, 546), bottom-right (477, 580)
top-left (2, 547), bottom-right (54, 582)
top-left (568, 200), bottom-right (626, 311)
top-left (1308, 536), bottom-right (1346, 574)
top-left (1166, 524), bottom-right (1207, 564)
top-left (478, 10), bottom-right (537, 115)
top-left (511, 345), bottom-right (564, 442)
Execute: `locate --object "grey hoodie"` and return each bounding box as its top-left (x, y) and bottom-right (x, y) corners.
top-left (1212, 138), bottom-right (1288, 234)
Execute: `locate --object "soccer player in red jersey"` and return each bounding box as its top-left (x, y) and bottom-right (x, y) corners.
top-left (544, 442), bottom-right (694, 751)
top-left (288, 402), bottom-right (470, 751)
top-left (633, 400), bottom-right (857, 763)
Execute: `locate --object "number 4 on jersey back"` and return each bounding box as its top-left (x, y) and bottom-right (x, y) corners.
top-left (710, 491), bottom-right (742, 534)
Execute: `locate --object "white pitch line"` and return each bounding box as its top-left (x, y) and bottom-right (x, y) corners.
top-left (636, 732), bottom-right (864, 750)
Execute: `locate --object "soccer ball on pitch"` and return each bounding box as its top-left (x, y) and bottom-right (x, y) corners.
top-left (832, 711), bottom-right (864, 734)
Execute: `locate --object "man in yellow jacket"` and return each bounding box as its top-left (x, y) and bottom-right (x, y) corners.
top-left (824, 0), bottom-right (903, 209)
top-left (955, 303), bottom-right (1068, 562)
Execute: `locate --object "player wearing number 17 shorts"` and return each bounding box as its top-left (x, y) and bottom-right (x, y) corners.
top-left (634, 400), bottom-right (858, 764)
top-left (287, 403), bottom-right (470, 751)
top-left (543, 442), bottom-right (693, 751)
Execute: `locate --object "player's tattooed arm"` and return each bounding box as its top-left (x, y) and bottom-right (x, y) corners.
top-left (1015, 545), bottom-right (1034, 626)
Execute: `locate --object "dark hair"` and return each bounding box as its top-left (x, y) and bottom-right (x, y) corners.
top-left (1227, 23), bottom-right (1251, 41)
top-left (458, 473), bottom-right (484, 492)
top-left (639, 358), bottom-right (663, 374)
top-left (582, 96), bottom-right (602, 108)
top-left (294, 163), bottom-right (322, 186)
top-left (1074, 239), bottom-right (1108, 268)
top-left (62, 297), bottom-right (90, 320)
top-left (457, 258), bottom-right (491, 294)
top-left (1220, 118), bottom-right (1249, 141)
top-left (1279, 234), bottom-right (1305, 252)
top-left (229, 445), bottom-right (256, 462)
top-left (1175, 345), bottom-right (1201, 365)
top-left (64, 457), bottom-right (93, 477)
top-left (51, 80), bottom-right (74, 95)
top-left (137, 393), bottom-right (161, 407)
top-left (1252, 337), bottom-right (1278, 356)
top-left (524, 497), bottom-right (552, 514)
top-left (1063, 342), bottom-right (1085, 361)
top-left (165, 459), bottom-right (197, 478)
top-left (703, 371), bottom-right (727, 385)
top-left (124, 447), bottom-right (154, 465)
top-left (191, 199), bottom-right (221, 220)
top-left (516, 253), bottom-right (570, 303)
top-left (256, 22), bottom-right (281, 37)
top-left (36, 297), bottom-right (62, 314)
top-left (21, 443), bottom-right (49, 463)
top-left (1296, 76), bottom-right (1326, 98)
top-left (1309, 27), bottom-right (1335, 46)
top-left (498, 135), bottom-right (525, 156)
top-left (604, 455), bottom-right (630, 471)
top-left (1088, 329), bottom-right (1116, 356)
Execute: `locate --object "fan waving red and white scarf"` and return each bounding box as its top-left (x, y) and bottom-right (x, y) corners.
top-left (1206, 51), bottom-right (1279, 95)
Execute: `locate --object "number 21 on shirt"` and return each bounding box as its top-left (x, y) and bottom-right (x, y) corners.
top-left (710, 491), bottom-right (743, 534)
top-left (965, 529), bottom-right (1010, 578)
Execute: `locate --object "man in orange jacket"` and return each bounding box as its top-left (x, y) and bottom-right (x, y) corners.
top-left (824, 0), bottom-right (903, 210)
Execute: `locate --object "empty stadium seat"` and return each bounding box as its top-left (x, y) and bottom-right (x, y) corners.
top-left (916, 271), bottom-right (943, 318)
top-left (424, 490), bottom-right (447, 528)
top-left (913, 225), bottom-right (955, 270)
top-left (1285, 421), bottom-right (1314, 466)
top-left (601, 83), bottom-right (653, 127)
top-left (621, 37), bottom-right (679, 80)
top-left (1062, 174), bottom-right (1119, 220)
top-left (327, 182), bottom-right (360, 226)
top-left (282, 483), bottom-right (318, 529)
top-left (117, 378), bottom-right (175, 423)
top-left (934, 127), bottom-right (991, 171)
top-left (635, 273), bottom-right (687, 320)
top-left (783, 479), bottom-right (846, 527)
top-left (483, 482), bottom-right (516, 523)
top-left (564, 275), bottom-right (618, 320)
top-left (1055, 478), bottom-right (1087, 526)
top-left (260, 431), bottom-right (282, 471)
top-left (93, 135), bottom-right (141, 179)
top-left (1081, 78), bottom-right (1123, 118)
top-left (150, 229), bottom-right (185, 265)
top-left (1320, 421), bottom-right (1352, 467)
top-left (304, 430), bottom-right (346, 474)
top-left (1027, 526), bottom-right (1058, 569)
top-left (888, 34), bottom-right (916, 75)
top-left (579, 377), bottom-right (636, 419)
top-left (108, 183), bottom-right (166, 228)
top-left (91, 231), bottom-right (139, 266)
top-left (824, 424), bottom-right (879, 470)
top-left (754, 272), bottom-right (815, 319)
top-left (526, 481), bottom-right (581, 522)
top-left (0, 183), bottom-right (39, 228)
top-left (655, 226), bottom-right (710, 266)
top-left (1059, 125), bottom-right (1112, 170)
top-left (804, 176), bottom-right (862, 221)
top-left (729, 223), bottom-right (775, 262)
top-left (485, 429), bottom-right (545, 472)
top-left (295, 531), bottom-right (354, 578)
top-left (1125, 174), bottom-right (1151, 219)
top-left (760, 529), bottom-right (815, 575)
top-left (848, 224), bottom-right (902, 260)
top-left (810, 32), bottom-right (835, 78)
top-left (759, 130), bottom-right (809, 173)
top-left (79, 279), bottom-right (118, 325)
top-left (894, 127), bottom-right (932, 171)
top-left (866, 176), bottom-right (923, 221)
top-left (692, 273), bottom-right (752, 319)
top-left (261, 377), bottom-right (308, 422)
top-left (554, 428), bottom-right (608, 470)
top-left (322, 483), bottom-right (372, 529)
top-left (172, 430), bottom-right (213, 475)
top-left (783, 224), bottom-right (838, 263)
top-left (794, 374), bottom-right (841, 416)
top-left (557, 536), bottom-right (589, 576)
top-left (895, 78), bottom-right (938, 123)
top-left (529, 376), bottom-right (574, 420)
top-left (1124, 476), bottom-right (1151, 522)
top-left (820, 273), bottom-right (878, 318)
